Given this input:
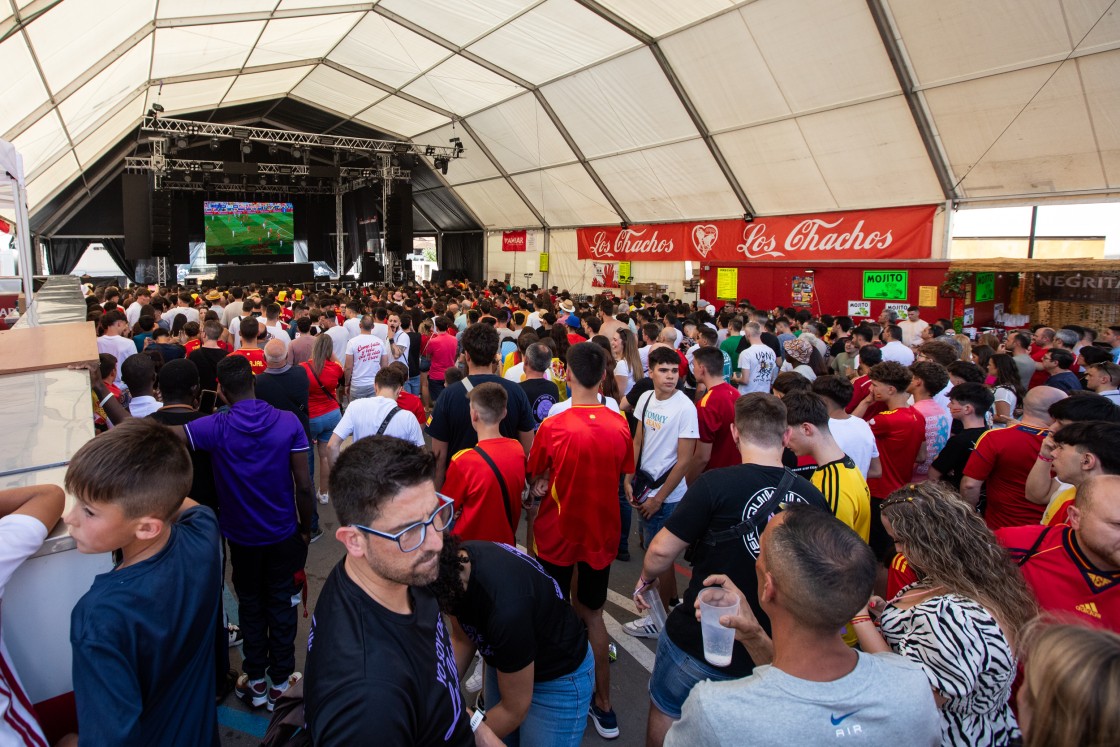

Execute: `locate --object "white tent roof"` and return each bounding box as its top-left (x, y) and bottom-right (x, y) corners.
top-left (4, 0), bottom-right (1119, 231)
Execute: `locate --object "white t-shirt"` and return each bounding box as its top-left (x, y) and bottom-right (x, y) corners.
top-left (265, 323), bottom-right (289, 348)
top-left (738, 343), bottom-right (778, 395)
top-left (345, 334), bottom-right (387, 388)
top-left (639, 346), bottom-right (652, 378)
top-left (615, 358), bottom-right (636, 394)
top-left (372, 322), bottom-right (390, 342)
top-left (791, 364), bottom-right (817, 382)
top-left (880, 341), bottom-right (915, 366)
top-left (527, 311), bottom-right (542, 330)
top-left (332, 396), bottom-right (423, 447)
top-left (228, 314), bottom-right (260, 351)
top-left (546, 395), bottom-right (620, 418)
top-left (828, 415), bottom-right (879, 479)
top-left (899, 319), bottom-right (929, 347)
top-left (96, 334), bottom-right (137, 389)
top-left (125, 300), bottom-right (144, 327)
top-left (0, 514), bottom-right (51, 747)
top-left (343, 317), bottom-right (362, 339)
top-left (129, 395), bottom-right (162, 418)
top-left (993, 385), bottom-right (1017, 414)
top-left (325, 326), bottom-right (350, 363)
top-left (389, 329), bottom-right (410, 368)
top-left (635, 390), bottom-right (699, 504)
top-left (504, 364), bottom-right (557, 384)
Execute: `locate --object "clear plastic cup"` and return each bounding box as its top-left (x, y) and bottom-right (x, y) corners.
top-left (698, 587), bottom-right (739, 667)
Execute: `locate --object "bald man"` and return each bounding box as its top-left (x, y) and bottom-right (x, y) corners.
top-left (996, 474), bottom-right (1120, 633)
top-left (960, 386), bottom-right (1067, 529)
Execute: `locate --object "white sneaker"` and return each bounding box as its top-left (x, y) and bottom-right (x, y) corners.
top-left (318, 492), bottom-right (329, 505)
top-left (464, 655), bottom-right (483, 693)
top-left (623, 616), bottom-right (661, 639)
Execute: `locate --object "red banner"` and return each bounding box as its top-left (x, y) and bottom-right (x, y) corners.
top-left (576, 205), bottom-right (935, 263)
top-left (502, 230), bottom-right (527, 252)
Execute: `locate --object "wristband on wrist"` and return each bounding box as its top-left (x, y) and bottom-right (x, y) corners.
top-left (1037, 455), bottom-right (1054, 463)
top-left (470, 708), bottom-right (486, 732)
top-left (98, 392), bottom-right (114, 407)
top-left (850, 615), bottom-right (873, 626)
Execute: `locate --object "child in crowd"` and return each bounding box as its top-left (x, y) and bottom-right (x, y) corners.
top-left (58, 419), bottom-right (222, 747)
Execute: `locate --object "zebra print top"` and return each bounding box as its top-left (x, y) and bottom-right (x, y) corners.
top-left (879, 586), bottom-right (1019, 747)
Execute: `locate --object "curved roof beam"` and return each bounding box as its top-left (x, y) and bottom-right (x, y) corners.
top-left (864, 0), bottom-right (958, 201)
top-left (371, 3), bottom-right (629, 227)
top-left (573, 0), bottom-right (756, 218)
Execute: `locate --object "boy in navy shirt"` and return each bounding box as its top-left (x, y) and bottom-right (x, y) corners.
top-left (59, 419), bottom-right (222, 746)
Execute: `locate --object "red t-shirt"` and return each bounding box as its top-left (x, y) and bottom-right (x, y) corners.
top-left (997, 524), bottom-right (1120, 633)
top-left (846, 375), bottom-right (872, 414)
top-left (184, 339), bottom-right (201, 356)
top-left (886, 553), bottom-right (919, 599)
top-left (963, 424), bottom-right (1048, 530)
top-left (397, 391), bottom-right (426, 427)
top-left (866, 407), bottom-right (925, 499)
top-left (527, 405), bottom-right (635, 569)
top-left (444, 437), bottom-right (526, 545)
top-left (697, 383), bottom-right (740, 471)
top-left (426, 332), bottom-right (459, 381)
top-left (229, 347), bottom-right (267, 375)
top-left (301, 360), bottom-right (343, 419)
top-left (1028, 345), bottom-right (1048, 389)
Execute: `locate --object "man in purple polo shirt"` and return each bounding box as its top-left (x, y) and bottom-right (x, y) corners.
top-left (180, 354), bottom-right (314, 710)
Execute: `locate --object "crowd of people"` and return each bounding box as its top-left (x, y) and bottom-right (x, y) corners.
top-left (2, 277), bottom-right (1119, 746)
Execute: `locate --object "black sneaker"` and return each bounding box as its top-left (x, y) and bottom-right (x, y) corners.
top-left (616, 550), bottom-right (631, 562)
top-left (227, 624), bottom-right (243, 647)
top-left (589, 703), bottom-right (620, 739)
top-left (310, 528), bottom-right (324, 543)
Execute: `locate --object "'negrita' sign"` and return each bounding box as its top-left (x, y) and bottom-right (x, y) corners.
top-left (576, 205), bottom-right (935, 263)
top-left (1034, 272), bottom-right (1120, 304)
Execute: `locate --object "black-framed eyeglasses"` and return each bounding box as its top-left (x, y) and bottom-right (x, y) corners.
top-left (351, 493), bottom-right (455, 552)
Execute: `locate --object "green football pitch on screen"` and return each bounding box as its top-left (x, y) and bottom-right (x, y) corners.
top-left (204, 201), bottom-right (294, 258)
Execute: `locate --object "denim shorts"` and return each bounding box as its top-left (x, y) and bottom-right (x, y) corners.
top-left (308, 408), bottom-right (342, 444)
top-left (639, 499), bottom-right (678, 546)
top-left (648, 633), bottom-right (736, 719)
top-left (483, 644), bottom-right (594, 747)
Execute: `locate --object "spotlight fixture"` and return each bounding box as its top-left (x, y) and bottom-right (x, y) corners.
top-left (424, 145), bottom-right (436, 157)
top-left (620, 222), bottom-right (629, 230)
top-left (222, 175), bottom-right (231, 185)
top-left (183, 173), bottom-right (193, 183)
top-left (449, 137), bottom-right (464, 157)
top-left (268, 143), bottom-right (278, 156)
top-left (432, 156), bottom-right (449, 175)
top-left (210, 137), bottom-right (220, 151)
top-left (199, 162), bottom-right (216, 171)
top-left (241, 139), bottom-right (252, 155)
top-left (291, 146), bottom-right (302, 159)
top-left (175, 136), bottom-right (189, 149)
top-left (150, 102), bottom-right (165, 113)
top-left (743, 212), bottom-right (753, 223)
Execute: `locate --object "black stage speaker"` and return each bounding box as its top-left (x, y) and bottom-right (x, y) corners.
top-left (386, 181), bottom-right (413, 254)
top-left (360, 259), bottom-right (384, 283)
top-left (151, 189), bottom-right (172, 258)
top-left (215, 262), bottom-right (314, 286)
top-left (122, 173), bottom-right (152, 259)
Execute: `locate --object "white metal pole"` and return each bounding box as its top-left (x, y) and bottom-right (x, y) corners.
top-left (13, 180), bottom-right (34, 301)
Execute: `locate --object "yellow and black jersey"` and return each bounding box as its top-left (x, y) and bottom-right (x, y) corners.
top-left (811, 455), bottom-right (871, 542)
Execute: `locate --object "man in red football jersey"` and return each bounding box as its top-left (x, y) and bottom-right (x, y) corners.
top-left (960, 386), bottom-right (1066, 530)
top-left (688, 346), bottom-right (740, 481)
top-left (527, 342), bottom-right (634, 739)
top-left (862, 361), bottom-right (926, 559)
top-left (996, 474), bottom-right (1120, 633)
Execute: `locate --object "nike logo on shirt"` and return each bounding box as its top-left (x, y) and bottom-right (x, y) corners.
top-left (830, 711), bottom-right (859, 725)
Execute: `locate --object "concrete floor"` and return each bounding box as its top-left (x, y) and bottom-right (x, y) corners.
top-left (217, 496), bottom-right (689, 747)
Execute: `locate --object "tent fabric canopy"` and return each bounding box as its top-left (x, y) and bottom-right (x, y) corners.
top-left (5, 0), bottom-right (1120, 234)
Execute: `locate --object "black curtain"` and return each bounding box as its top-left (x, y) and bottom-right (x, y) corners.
top-left (101, 238), bottom-right (136, 280)
top-left (441, 232), bottom-right (483, 282)
top-left (47, 238), bottom-right (87, 275)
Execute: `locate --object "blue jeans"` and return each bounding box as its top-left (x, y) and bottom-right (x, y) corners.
top-left (648, 633), bottom-right (735, 719)
top-left (404, 375), bottom-right (421, 395)
top-left (638, 499), bottom-right (677, 546)
top-left (618, 475), bottom-right (632, 554)
top-left (308, 409), bottom-right (341, 530)
top-left (483, 644), bottom-right (594, 747)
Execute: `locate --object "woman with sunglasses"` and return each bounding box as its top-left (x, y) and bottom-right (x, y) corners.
top-left (850, 482), bottom-right (1037, 746)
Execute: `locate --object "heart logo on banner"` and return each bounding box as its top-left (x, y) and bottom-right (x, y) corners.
top-left (692, 224), bottom-right (719, 258)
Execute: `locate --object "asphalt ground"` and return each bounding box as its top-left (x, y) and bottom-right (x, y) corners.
top-left (217, 483), bottom-right (692, 747)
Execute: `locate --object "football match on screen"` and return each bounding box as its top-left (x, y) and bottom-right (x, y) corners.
top-left (203, 201), bottom-right (294, 258)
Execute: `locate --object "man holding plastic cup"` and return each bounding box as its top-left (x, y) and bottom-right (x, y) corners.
top-left (664, 508), bottom-right (940, 746)
top-left (633, 393), bottom-right (830, 747)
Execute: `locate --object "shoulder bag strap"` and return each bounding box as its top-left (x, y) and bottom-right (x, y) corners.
top-left (473, 445), bottom-right (515, 531)
top-left (701, 468), bottom-right (801, 546)
top-left (306, 362), bottom-right (339, 406)
top-left (462, 377), bottom-right (475, 397)
top-left (376, 406), bottom-right (403, 435)
top-left (1016, 526), bottom-right (1053, 568)
top-left (635, 391), bottom-right (652, 471)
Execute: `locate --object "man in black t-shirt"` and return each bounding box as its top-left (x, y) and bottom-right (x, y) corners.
top-left (304, 437), bottom-right (500, 746)
top-left (928, 383), bottom-right (992, 490)
top-left (635, 393), bottom-right (829, 747)
top-left (188, 319), bottom-right (228, 393)
top-left (518, 342), bottom-right (561, 428)
top-left (429, 323), bottom-right (535, 488)
top-left (429, 537), bottom-right (593, 744)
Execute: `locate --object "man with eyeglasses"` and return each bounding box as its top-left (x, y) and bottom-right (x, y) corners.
top-left (304, 435), bottom-right (501, 746)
